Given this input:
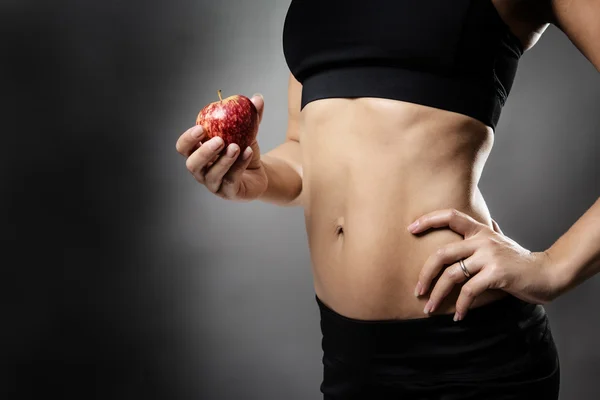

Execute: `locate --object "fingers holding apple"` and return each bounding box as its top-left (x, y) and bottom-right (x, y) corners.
top-left (203, 142), bottom-right (251, 194)
top-left (185, 136), bottom-right (226, 184)
top-left (176, 125), bottom-right (207, 157)
top-left (196, 90), bottom-right (261, 155)
top-left (196, 90), bottom-right (265, 169)
top-left (211, 144), bottom-right (256, 199)
top-left (181, 90), bottom-right (268, 200)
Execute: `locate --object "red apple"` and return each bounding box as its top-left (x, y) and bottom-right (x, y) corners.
top-left (196, 90), bottom-right (259, 153)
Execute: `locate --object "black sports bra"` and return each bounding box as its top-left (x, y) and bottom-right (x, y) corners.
top-left (282, 0), bottom-right (524, 130)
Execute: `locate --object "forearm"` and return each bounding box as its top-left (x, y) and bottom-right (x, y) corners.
top-left (546, 196), bottom-right (600, 294)
top-left (258, 139), bottom-right (304, 207)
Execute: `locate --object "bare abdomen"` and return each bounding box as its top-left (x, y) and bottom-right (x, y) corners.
top-left (299, 97), bottom-right (507, 320)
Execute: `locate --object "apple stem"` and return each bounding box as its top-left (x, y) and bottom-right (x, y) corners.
top-left (217, 89), bottom-right (223, 102)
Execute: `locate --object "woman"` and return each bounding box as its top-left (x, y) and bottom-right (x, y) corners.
top-left (176, 0), bottom-right (600, 398)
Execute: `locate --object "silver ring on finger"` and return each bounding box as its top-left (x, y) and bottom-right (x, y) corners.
top-left (459, 259), bottom-right (472, 279)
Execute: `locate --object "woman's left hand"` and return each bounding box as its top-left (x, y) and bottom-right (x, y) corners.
top-left (408, 208), bottom-right (562, 321)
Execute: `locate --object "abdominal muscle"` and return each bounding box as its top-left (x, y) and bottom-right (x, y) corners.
top-left (299, 97), bottom-right (508, 320)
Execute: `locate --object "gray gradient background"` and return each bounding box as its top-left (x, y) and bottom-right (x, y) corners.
top-left (2, 0), bottom-right (599, 399)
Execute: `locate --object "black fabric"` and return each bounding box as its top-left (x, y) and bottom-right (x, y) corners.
top-left (282, 0), bottom-right (523, 130)
top-left (316, 294), bottom-right (560, 399)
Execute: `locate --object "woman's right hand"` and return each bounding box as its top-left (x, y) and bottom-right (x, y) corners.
top-left (176, 94), bottom-right (268, 202)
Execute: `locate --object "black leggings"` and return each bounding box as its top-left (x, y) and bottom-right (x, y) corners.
top-left (316, 294), bottom-right (560, 399)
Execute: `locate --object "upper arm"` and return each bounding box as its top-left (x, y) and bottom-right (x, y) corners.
top-left (285, 73), bottom-right (302, 142)
top-left (550, 0), bottom-right (600, 71)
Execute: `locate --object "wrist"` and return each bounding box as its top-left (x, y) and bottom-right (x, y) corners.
top-left (257, 154), bottom-right (302, 207)
top-left (257, 155), bottom-right (272, 197)
top-left (542, 247), bottom-right (576, 298)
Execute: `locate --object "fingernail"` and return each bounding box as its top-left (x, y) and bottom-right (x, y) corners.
top-left (414, 282), bottom-right (422, 297)
top-left (252, 93), bottom-right (263, 99)
top-left (453, 312), bottom-right (462, 322)
top-left (423, 300), bottom-right (432, 314)
top-left (226, 144), bottom-right (239, 158)
top-left (242, 146), bottom-right (252, 160)
top-left (208, 137), bottom-right (223, 150)
top-left (407, 221), bottom-right (419, 232)
top-left (191, 126), bottom-right (203, 138)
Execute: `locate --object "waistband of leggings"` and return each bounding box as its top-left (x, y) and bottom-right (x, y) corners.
top-left (316, 293), bottom-right (536, 326)
top-left (316, 293), bottom-right (546, 354)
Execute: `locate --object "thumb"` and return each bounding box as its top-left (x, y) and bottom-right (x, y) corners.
top-left (251, 93), bottom-right (265, 124)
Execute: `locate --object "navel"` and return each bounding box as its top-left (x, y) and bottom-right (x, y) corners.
top-left (334, 216), bottom-right (345, 238)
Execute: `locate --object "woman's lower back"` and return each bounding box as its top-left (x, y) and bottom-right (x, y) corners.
top-left (299, 96), bottom-right (508, 320)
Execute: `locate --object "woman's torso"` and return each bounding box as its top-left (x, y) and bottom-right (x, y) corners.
top-left (291, 0), bottom-right (549, 320)
top-left (300, 98), bottom-right (500, 319)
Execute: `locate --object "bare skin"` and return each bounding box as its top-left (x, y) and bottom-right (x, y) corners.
top-left (177, 0), bottom-right (599, 320)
